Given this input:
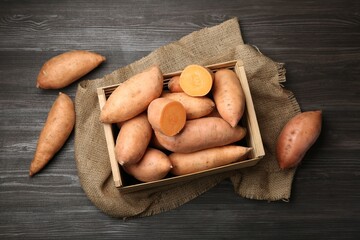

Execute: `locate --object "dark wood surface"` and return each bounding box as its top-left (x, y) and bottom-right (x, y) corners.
top-left (1, 0), bottom-right (359, 239)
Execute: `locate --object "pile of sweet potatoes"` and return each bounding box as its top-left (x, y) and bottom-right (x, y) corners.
top-left (30, 50), bottom-right (322, 180)
top-left (100, 65), bottom-right (252, 182)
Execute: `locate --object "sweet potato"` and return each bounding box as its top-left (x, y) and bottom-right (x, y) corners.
top-left (161, 92), bottom-right (215, 119)
top-left (36, 50), bottom-right (105, 89)
top-left (205, 109), bottom-right (222, 118)
top-left (276, 110), bottom-right (322, 169)
top-left (179, 64), bottom-right (214, 96)
top-left (167, 75), bottom-right (183, 92)
top-left (29, 92), bottom-right (75, 176)
top-left (170, 145), bottom-right (252, 175)
top-left (149, 131), bottom-right (166, 150)
top-left (123, 148), bottom-right (172, 182)
top-left (155, 117), bottom-right (247, 153)
top-left (115, 113), bottom-right (152, 166)
top-left (147, 97), bottom-right (186, 136)
top-left (100, 66), bottom-right (163, 123)
top-left (213, 68), bottom-right (245, 127)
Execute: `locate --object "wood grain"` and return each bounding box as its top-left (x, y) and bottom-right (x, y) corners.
top-left (0, 0), bottom-right (359, 239)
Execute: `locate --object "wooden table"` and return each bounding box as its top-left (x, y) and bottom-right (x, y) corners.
top-left (1, 1), bottom-right (359, 239)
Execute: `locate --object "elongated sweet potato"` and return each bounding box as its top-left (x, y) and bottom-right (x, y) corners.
top-left (123, 148), bottom-right (172, 182)
top-left (155, 117), bottom-right (247, 153)
top-left (276, 110), bottom-right (322, 169)
top-left (161, 92), bottom-right (215, 119)
top-left (179, 64), bottom-right (214, 96)
top-left (37, 50), bottom-right (105, 89)
top-left (115, 113), bottom-right (152, 166)
top-left (29, 92), bottom-right (75, 176)
top-left (100, 66), bottom-right (163, 123)
top-left (213, 68), bottom-right (245, 127)
top-left (170, 145), bottom-right (252, 175)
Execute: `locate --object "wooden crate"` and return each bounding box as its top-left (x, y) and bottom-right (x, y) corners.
top-left (97, 60), bottom-right (265, 193)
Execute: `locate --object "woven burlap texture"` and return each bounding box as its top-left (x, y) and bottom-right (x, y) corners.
top-left (74, 18), bottom-right (301, 218)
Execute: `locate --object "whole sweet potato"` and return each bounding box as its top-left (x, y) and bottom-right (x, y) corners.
top-left (100, 65), bottom-right (163, 123)
top-left (123, 148), bottom-right (172, 182)
top-left (115, 113), bottom-right (152, 166)
top-left (155, 117), bottom-right (247, 153)
top-left (37, 50), bottom-right (105, 89)
top-left (170, 145), bottom-right (252, 175)
top-left (276, 110), bottom-right (322, 169)
top-left (29, 92), bottom-right (75, 176)
top-left (213, 68), bottom-right (245, 127)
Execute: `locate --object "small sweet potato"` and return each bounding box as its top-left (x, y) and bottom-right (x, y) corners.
top-left (276, 110), bottom-right (322, 169)
top-left (29, 92), bottom-right (75, 176)
top-left (167, 75), bottom-right (183, 92)
top-left (123, 148), bottom-right (172, 182)
top-left (37, 50), bottom-right (105, 89)
top-left (115, 113), bottom-right (152, 166)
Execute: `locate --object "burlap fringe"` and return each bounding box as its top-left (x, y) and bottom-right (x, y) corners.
top-left (277, 62), bottom-right (287, 83)
top-left (277, 62), bottom-right (301, 113)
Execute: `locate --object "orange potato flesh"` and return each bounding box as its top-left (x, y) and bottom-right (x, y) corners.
top-left (179, 65), bottom-right (214, 97)
top-left (147, 98), bottom-right (186, 136)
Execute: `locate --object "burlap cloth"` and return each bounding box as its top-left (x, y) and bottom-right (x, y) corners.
top-left (74, 18), bottom-right (301, 218)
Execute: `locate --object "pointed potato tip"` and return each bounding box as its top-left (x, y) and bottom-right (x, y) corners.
top-left (29, 170), bottom-right (34, 177)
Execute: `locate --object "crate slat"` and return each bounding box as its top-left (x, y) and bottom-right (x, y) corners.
top-left (97, 88), bottom-right (122, 187)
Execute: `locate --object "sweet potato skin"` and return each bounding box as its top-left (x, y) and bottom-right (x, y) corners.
top-left (161, 92), bottom-right (215, 119)
top-left (115, 113), bottom-right (152, 166)
top-left (100, 65), bottom-right (163, 123)
top-left (170, 145), bottom-right (252, 175)
top-left (276, 110), bottom-right (322, 169)
top-left (167, 75), bottom-right (183, 92)
top-left (123, 148), bottom-right (172, 182)
top-left (213, 68), bottom-right (245, 127)
top-left (37, 50), bottom-right (105, 89)
top-left (155, 117), bottom-right (247, 153)
top-left (29, 92), bottom-right (75, 176)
